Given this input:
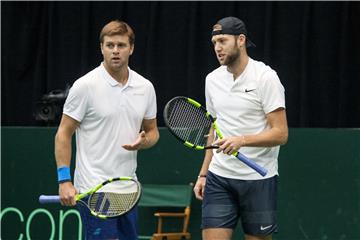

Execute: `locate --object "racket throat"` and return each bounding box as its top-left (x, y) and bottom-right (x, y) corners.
top-left (204, 145), bottom-right (219, 150)
top-left (184, 141), bottom-right (205, 150)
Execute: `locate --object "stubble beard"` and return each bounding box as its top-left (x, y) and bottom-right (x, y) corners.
top-left (105, 58), bottom-right (127, 73)
top-left (224, 46), bottom-right (241, 66)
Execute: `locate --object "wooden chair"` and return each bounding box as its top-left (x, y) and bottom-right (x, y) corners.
top-left (138, 183), bottom-right (193, 240)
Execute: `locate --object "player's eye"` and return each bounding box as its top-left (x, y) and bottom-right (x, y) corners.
top-left (117, 43), bottom-right (127, 48)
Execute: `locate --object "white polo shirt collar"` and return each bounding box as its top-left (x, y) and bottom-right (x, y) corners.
top-left (99, 62), bottom-right (134, 89)
top-left (226, 58), bottom-right (252, 89)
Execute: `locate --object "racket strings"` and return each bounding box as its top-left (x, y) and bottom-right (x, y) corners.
top-left (88, 191), bottom-right (140, 217)
top-left (188, 103), bottom-right (211, 145)
top-left (166, 98), bottom-right (212, 146)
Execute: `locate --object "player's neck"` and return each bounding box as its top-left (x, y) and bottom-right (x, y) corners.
top-left (227, 53), bottom-right (249, 81)
top-left (106, 65), bottom-right (129, 85)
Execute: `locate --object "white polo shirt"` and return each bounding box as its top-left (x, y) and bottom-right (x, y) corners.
top-left (63, 63), bottom-right (157, 193)
top-left (205, 58), bottom-right (285, 180)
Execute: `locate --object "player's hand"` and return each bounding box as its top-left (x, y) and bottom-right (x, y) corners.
top-left (193, 177), bottom-right (206, 200)
top-left (214, 136), bottom-right (245, 155)
top-left (59, 182), bottom-right (77, 206)
top-left (122, 131), bottom-right (147, 151)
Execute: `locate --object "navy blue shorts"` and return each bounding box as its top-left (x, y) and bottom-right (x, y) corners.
top-left (202, 171), bottom-right (278, 235)
top-left (77, 198), bottom-right (138, 240)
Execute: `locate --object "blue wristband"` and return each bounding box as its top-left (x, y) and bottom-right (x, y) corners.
top-left (57, 166), bottom-right (71, 183)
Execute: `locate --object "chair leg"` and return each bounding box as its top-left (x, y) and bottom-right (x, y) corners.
top-left (157, 217), bottom-right (163, 233)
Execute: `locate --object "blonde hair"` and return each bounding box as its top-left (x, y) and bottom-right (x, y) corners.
top-left (99, 20), bottom-right (135, 45)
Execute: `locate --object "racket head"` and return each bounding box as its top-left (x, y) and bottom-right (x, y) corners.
top-left (79, 177), bottom-right (141, 219)
top-left (163, 96), bottom-right (216, 150)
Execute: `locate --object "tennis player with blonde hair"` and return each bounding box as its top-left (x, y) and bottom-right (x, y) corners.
top-left (55, 20), bottom-right (159, 239)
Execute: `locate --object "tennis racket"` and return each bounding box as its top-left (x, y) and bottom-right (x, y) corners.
top-left (39, 177), bottom-right (141, 219)
top-left (163, 96), bottom-right (267, 177)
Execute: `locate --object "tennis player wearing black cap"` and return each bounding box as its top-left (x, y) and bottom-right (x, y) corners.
top-left (193, 17), bottom-right (288, 240)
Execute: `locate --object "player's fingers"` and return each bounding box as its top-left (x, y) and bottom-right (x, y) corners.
top-left (122, 144), bottom-right (133, 150)
top-left (59, 198), bottom-right (66, 206)
top-left (139, 130), bottom-right (146, 137)
top-left (216, 141), bottom-right (230, 153)
top-left (70, 196), bottom-right (77, 206)
top-left (200, 187), bottom-right (205, 198)
top-left (215, 142), bottom-right (224, 153)
top-left (226, 143), bottom-right (240, 155)
top-left (213, 138), bottom-right (225, 146)
top-left (193, 187), bottom-right (199, 197)
top-left (223, 146), bottom-right (233, 155)
top-left (194, 188), bottom-right (203, 200)
top-left (122, 144), bottom-right (139, 150)
top-left (123, 131), bottom-right (146, 150)
top-left (193, 181), bottom-right (205, 200)
top-left (60, 195), bottom-right (72, 206)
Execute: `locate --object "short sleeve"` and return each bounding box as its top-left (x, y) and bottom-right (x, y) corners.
top-left (258, 70), bottom-right (286, 114)
top-left (205, 75), bottom-right (216, 117)
top-left (63, 80), bottom-right (89, 122)
top-left (144, 82), bottom-right (157, 119)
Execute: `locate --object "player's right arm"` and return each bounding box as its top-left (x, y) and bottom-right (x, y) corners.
top-left (55, 114), bottom-right (79, 206)
top-left (194, 126), bottom-right (215, 200)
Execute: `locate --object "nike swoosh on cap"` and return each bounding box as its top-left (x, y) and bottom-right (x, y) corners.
top-left (260, 225), bottom-right (272, 231)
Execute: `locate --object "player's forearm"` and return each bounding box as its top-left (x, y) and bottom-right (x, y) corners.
top-left (243, 127), bottom-right (288, 147)
top-left (243, 109), bottom-right (288, 147)
top-left (199, 150), bottom-right (213, 176)
top-left (142, 128), bottom-right (159, 149)
top-left (198, 127), bottom-right (215, 176)
top-left (55, 132), bottom-right (73, 168)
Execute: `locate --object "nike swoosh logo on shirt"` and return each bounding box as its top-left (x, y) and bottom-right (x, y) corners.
top-left (245, 88), bottom-right (256, 93)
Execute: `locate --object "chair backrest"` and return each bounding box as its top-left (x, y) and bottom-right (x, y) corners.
top-left (138, 183), bottom-right (194, 239)
top-left (139, 184), bottom-right (193, 208)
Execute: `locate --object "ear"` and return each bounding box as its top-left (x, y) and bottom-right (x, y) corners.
top-left (238, 34), bottom-right (246, 48)
top-left (129, 44), bottom-right (134, 55)
top-left (100, 43), bottom-right (104, 55)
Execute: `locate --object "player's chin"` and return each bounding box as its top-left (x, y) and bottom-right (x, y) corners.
top-left (109, 61), bottom-right (124, 69)
top-left (216, 58), bottom-right (223, 64)
top-left (218, 59), bottom-right (227, 66)
top-left (112, 64), bottom-right (123, 69)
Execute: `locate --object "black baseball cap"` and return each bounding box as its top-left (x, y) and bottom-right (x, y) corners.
top-left (212, 16), bottom-right (256, 48)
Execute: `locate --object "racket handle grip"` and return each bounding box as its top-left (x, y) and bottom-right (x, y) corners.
top-left (235, 152), bottom-right (268, 177)
top-left (39, 195), bottom-right (61, 204)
